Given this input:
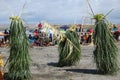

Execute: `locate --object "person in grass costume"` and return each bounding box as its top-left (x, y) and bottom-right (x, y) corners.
top-left (0, 53), bottom-right (4, 80)
top-left (93, 14), bottom-right (119, 74)
top-left (8, 16), bottom-right (31, 80)
top-left (58, 25), bottom-right (81, 67)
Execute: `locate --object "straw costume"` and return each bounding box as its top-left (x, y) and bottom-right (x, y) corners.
top-left (0, 54), bottom-right (4, 80)
top-left (58, 25), bottom-right (81, 67)
top-left (8, 16), bottom-right (31, 80)
top-left (93, 14), bottom-right (119, 74)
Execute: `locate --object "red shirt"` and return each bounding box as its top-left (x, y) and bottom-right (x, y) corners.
top-left (38, 23), bottom-right (42, 29)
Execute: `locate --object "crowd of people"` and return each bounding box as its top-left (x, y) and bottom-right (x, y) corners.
top-left (28, 29), bottom-right (58, 47)
top-left (0, 24), bottom-right (120, 47)
top-left (80, 32), bottom-right (93, 45)
top-left (79, 24), bottom-right (120, 45)
top-left (0, 29), bottom-right (9, 47)
top-left (111, 24), bottom-right (120, 41)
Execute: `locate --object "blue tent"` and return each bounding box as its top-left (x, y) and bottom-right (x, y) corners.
top-left (60, 25), bottom-right (69, 31)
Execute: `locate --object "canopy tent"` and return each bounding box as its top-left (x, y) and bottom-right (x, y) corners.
top-left (60, 25), bottom-right (69, 30)
top-left (0, 32), bottom-right (9, 36)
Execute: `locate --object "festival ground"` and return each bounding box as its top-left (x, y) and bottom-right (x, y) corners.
top-left (1, 42), bottom-right (120, 80)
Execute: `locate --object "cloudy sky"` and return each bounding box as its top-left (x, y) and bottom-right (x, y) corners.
top-left (0, 0), bottom-right (120, 24)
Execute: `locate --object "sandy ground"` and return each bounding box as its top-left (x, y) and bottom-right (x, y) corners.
top-left (1, 42), bottom-right (120, 80)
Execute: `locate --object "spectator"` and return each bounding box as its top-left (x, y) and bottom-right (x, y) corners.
top-left (49, 33), bottom-right (52, 42)
top-left (4, 29), bottom-right (9, 42)
top-left (112, 24), bottom-right (118, 32)
top-left (84, 33), bottom-right (89, 43)
top-left (28, 34), bottom-right (34, 44)
top-left (33, 29), bottom-right (39, 36)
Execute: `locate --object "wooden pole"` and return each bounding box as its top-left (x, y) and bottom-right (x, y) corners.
top-left (79, 16), bottom-right (85, 42)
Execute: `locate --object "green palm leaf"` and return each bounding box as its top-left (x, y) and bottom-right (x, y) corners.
top-left (8, 17), bottom-right (31, 80)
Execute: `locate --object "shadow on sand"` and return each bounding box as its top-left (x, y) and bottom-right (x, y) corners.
top-left (65, 69), bottom-right (98, 74)
top-left (47, 62), bottom-right (58, 67)
top-left (47, 62), bottom-right (101, 75)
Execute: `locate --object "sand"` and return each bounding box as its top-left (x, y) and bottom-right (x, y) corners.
top-left (1, 42), bottom-right (120, 80)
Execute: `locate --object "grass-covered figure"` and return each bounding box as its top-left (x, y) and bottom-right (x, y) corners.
top-left (93, 14), bottom-right (119, 74)
top-left (58, 25), bottom-right (81, 67)
top-left (8, 16), bottom-right (31, 80)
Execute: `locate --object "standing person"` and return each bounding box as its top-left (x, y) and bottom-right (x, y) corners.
top-left (93, 14), bottom-right (119, 74)
top-left (49, 31), bottom-right (52, 42)
top-left (84, 33), bottom-right (88, 43)
top-left (87, 32), bottom-right (92, 43)
top-left (80, 33), bottom-right (84, 44)
top-left (28, 34), bottom-right (34, 44)
top-left (8, 16), bottom-right (31, 80)
top-left (4, 29), bottom-right (9, 43)
top-left (38, 22), bottom-right (42, 32)
top-left (58, 25), bottom-right (81, 67)
top-left (112, 24), bottom-right (118, 32)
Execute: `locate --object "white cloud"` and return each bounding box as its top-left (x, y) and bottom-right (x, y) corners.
top-left (0, 0), bottom-right (120, 24)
